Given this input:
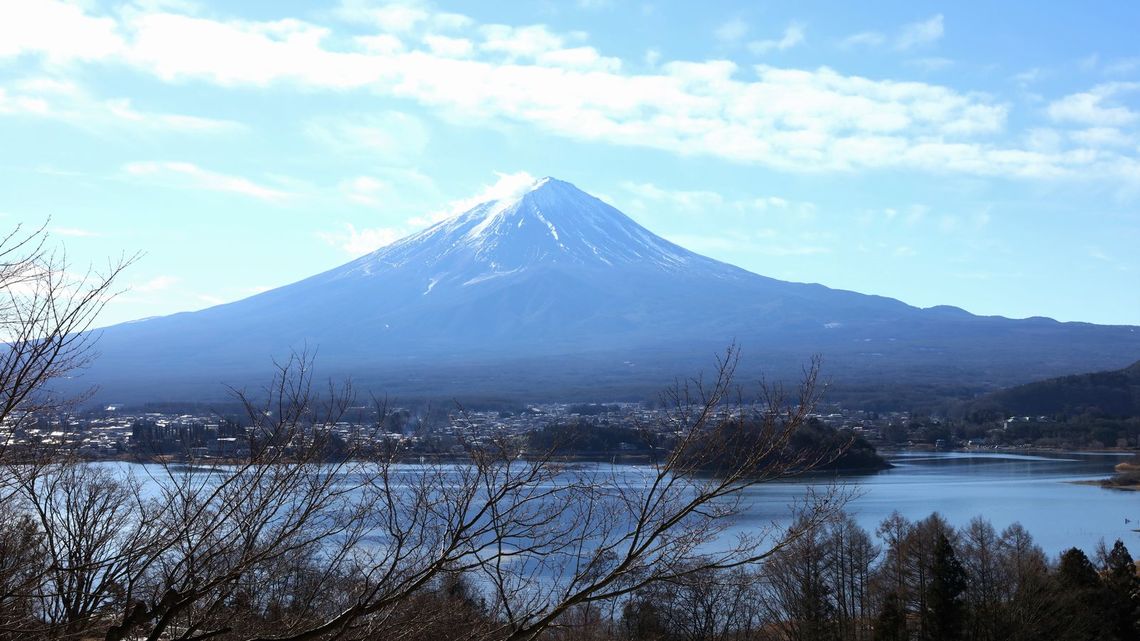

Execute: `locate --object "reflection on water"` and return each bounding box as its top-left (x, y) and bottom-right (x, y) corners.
top-left (728, 450), bottom-right (1138, 557)
top-left (111, 451), bottom-right (1137, 560)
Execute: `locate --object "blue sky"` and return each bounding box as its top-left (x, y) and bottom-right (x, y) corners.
top-left (2, 0), bottom-right (1139, 327)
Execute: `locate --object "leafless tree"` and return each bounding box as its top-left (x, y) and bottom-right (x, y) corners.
top-left (0, 222), bottom-right (135, 456)
top-left (0, 218), bottom-right (844, 640)
top-left (0, 342), bottom-right (847, 641)
top-left (620, 567), bottom-right (765, 641)
top-left (823, 516), bottom-right (877, 641)
top-left (0, 222), bottom-right (136, 639)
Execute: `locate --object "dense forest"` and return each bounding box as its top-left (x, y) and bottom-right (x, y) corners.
top-left (435, 511), bottom-right (1140, 641)
top-left (526, 418), bottom-right (889, 471)
top-left (975, 360), bottom-right (1140, 418)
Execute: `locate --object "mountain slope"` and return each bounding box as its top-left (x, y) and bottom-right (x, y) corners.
top-left (80, 177), bottom-right (1140, 402)
top-left (973, 360), bottom-right (1140, 417)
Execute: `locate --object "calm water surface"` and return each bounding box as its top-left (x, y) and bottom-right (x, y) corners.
top-left (119, 451), bottom-right (1137, 559)
top-left (728, 450), bottom-right (1139, 557)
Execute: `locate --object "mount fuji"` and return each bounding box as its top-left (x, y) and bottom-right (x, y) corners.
top-left (82, 177), bottom-right (1140, 402)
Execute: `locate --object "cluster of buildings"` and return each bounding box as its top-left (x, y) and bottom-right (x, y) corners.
top-left (0, 401), bottom-right (915, 460)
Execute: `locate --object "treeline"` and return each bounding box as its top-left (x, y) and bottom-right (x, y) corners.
top-left (526, 418), bottom-right (889, 471)
top-left (924, 359), bottom-right (1140, 449)
top-left (975, 360), bottom-right (1140, 419)
top-left (895, 413), bottom-right (1140, 450)
top-left (6, 492), bottom-right (1139, 641)
top-left (475, 512), bottom-right (1139, 641)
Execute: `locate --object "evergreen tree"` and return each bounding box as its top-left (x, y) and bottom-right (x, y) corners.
top-left (1053, 547), bottom-right (1109, 641)
top-left (1101, 540), bottom-right (1140, 641)
top-left (874, 591), bottom-right (908, 641)
top-left (925, 533), bottom-right (966, 641)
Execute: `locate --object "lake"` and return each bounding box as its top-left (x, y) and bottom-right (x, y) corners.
top-left (727, 450), bottom-right (1139, 557)
top-left (113, 450), bottom-right (1137, 560)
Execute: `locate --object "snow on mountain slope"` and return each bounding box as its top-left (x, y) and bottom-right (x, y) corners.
top-left (322, 177), bottom-right (746, 290)
top-left (79, 176), bottom-right (1140, 402)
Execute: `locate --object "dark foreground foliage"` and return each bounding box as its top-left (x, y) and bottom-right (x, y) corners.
top-left (2, 494), bottom-right (1138, 641)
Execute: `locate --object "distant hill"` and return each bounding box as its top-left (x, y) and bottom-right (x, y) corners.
top-left (974, 361), bottom-right (1140, 418)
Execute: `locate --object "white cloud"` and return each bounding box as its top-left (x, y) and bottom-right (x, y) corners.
top-left (6, 3), bottom-right (1140, 185)
top-left (841, 17), bottom-right (944, 53)
top-left (445, 170), bottom-right (539, 213)
top-left (123, 13), bottom-right (400, 88)
top-left (0, 77), bottom-right (242, 134)
top-left (1069, 127), bottom-right (1133, 147)
top-left (480, 23), bottom-right (564, 57)
top-left (622, 182), bottom-right (725, 210)
top-left (537, 46), bottom-right (621, 72)
top-left (1047, 83), bottom-right (1139, 127)
top-left (895, 15), bottom-right (944, 51)
top-left (318, 223), bottom-right (402, 255)
top-left (335, 2), bottom-right (428, 32)
top-left (748, 23), bottom-right (805, 55)
top-left (423, 34), bottom-right (473, 57)
top-left (123, 161), bottom-right (294, 202)
top-left (1024, 127), bottom-right (1063, 152)
top-left (338, 175), bottom-right (398, 206)
top-left (134, 275), bottom-right (179, 293)
top-left (51, 226), bottom-right (101, 238)
top-left (621, 182), bottom-right (814, 218)
top-left (409, 171), bottom-right (538, 226)
top-left (0, 0), bottom-right (124, 63)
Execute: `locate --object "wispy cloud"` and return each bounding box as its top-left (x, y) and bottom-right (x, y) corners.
top-left (621, 182), bottom-right (814, 219)
top-left (305, 112), bottom-right (429, 161)
top-left (1104, 57), bottom-right (1140, 76)
top-left (408, 171), bottom-right (539, 227)
top-left (714, 18), bottom-right (749, 45)
top-left (839, 31), bottom-right (885, 49)
top-left (895, 15), bottom-right (944, 51)
top-left (123, 161), bottom-right (294, 202)
top-left (318, 223), bottom-right (402, 255)
top-left (0, 77), bottom-right (242, 134)
top-left (1013, 68), bottom-right (1044, 87)
top-left (621, 181), bottom-right (725, 210)
top-left (134, 275), bottom-right (179, 293)
top-left (51, 226), bottom-right (101, 238)
top-left (748, 23), bottom-right (805, 55)
top-left (339, 176), bottom-right (391, 206)
top-left (4, 3), bottom-right (1140, 185)
top-left (1047, 82), bottom-right (1139, 127)
top-left (840, 15), bottom-right (943, 52)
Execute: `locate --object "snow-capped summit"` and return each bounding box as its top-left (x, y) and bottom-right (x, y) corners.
top-left (78, 176), bottom-right (1140, 403)
top-left (333, 177), bottom-right (731, 293)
